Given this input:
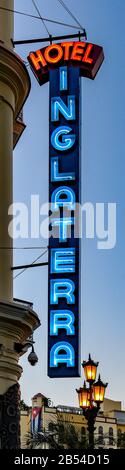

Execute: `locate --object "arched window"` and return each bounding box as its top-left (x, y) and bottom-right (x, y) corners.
top-left (81, 426), bottom-right (86, 436)
top-left (99, 426), bottom-right (103, 434)
top-left (48, 422), bottom-right (54, 432)
top-left (98, 426), bottom-right (103, 445)
top-left (117, 429), bottom-right (121, 447)
top-left (109, 427), bottom-right (114, 445)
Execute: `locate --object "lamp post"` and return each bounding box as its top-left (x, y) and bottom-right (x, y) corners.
top-left (76, 354), bottom-right (108, 449)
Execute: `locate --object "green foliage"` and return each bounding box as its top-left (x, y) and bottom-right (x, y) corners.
top-left (63, 424), bottom-right (78, 449)
top-left (20, 400), bottom-right (29, 412)
top-left (26, 421), bottom-right (88, 450)
top-left (26, 430), bottom-right (59, 449)
top-left (117, 432), bottom-right (125, 448)
top-left (57, 422), bottom-right (88, 449)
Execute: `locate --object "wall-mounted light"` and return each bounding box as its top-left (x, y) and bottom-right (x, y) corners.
top-left (14, 338), bottom-right (38, 366)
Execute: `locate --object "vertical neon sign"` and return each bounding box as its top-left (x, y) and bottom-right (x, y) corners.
top-left (28, 39), bottom-right (104, 378)
top-left (48, 66), bottom-right (81, 377)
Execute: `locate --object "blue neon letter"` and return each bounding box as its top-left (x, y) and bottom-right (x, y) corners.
top-left (51, 157), bottom-right (75, 181)
top-left (51, 217), bottom-right (74, 242)
top-left (50, 279), bottom-right (75, 304)
top-left (51, 96), bottom-right (75, 122)
top-left (50, 248), bottom-right (75, 273)
top-left (50, 310), bottom-right (75, 335)
top-left (51, 186), bottom-right (75, 211)
top-left (51, 126), bottom-right (76, 151)
top-left (50, 342), bottom-right (75, 367)
top-left (60, 66), bottom-right (68, 91)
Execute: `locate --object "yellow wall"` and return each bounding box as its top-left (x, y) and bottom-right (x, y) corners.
top-left (57, 410), bottom-right (87, 436)
top-left (117, 424), bottom-right (125, 432)
top-left (102, 398), bottom-right (121, 412)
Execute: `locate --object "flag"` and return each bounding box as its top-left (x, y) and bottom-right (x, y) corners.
top-left (31, 407), bottom-right (42, 433)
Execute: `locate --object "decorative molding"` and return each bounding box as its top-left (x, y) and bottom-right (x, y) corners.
top-left (0, 300), bottom-right (40, 394)
top-left (0, 45), bottom-right (31, 149)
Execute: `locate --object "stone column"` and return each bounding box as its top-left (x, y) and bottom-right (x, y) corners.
top-left (0, 0), bottom-right (14, 301)
top-left (0, 2), bottom-right (41, 448)
top-left (0, 0), bottom-right (14, 50)
top-left (0, 300), bottom-right (40, 448)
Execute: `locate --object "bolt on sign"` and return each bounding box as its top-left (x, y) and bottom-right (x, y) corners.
top-left (28, 41), bottom-right (104, 378)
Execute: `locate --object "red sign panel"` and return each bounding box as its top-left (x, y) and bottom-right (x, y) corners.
top-left (28, 41), bottom-right (104, 85)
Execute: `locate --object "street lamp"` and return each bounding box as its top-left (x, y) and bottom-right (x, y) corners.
top-left (83, 354), bottom-right (99, 383)
top-left (76, 354), bottom-right (108, 449)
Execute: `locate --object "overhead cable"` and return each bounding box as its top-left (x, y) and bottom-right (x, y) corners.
top-left (13, 249), bottom-right (48, 280)
top-left (57, 0), bottom-right (84, 31)
top-left (0, 246), bottom-right (48, 250)
top-left (32, 0), bottom-right (50, 36)
top-left (0, 6), bottom-right (79, 29)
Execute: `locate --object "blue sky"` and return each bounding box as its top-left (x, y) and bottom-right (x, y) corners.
top-left (13, 0), bottom-right (125, 407)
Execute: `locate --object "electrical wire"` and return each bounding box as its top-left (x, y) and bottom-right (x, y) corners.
top-left (57, 0), bottom-right (84, 31)
top-left (32, 0), bottom-right (50, 36)
top-left (13, 248), bottom-right (48, 280)
top-left (0, 6), bottom-right (78, 29)
top-left (0, 246), bottom-right (48, 250)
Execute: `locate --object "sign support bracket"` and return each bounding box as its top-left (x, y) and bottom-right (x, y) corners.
top-left (13, 31), bottom-right (87, 47)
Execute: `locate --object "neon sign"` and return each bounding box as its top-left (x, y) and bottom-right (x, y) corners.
top-left (28, 41), bottom-right (104, 85)
top-left (28, 41), bottom-right (104, 378)
top-left (47, 65), bottom-right (81, 377)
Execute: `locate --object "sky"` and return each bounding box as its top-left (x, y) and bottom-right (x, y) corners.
top-left (13, 0), bottom-right (125, 408)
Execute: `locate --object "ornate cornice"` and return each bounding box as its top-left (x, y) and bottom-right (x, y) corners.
top-left (0, 45), bottom-right (31, 148)
top-left (0, 300), bottom-right (40, 340)
top-left (0, 300), bottom-right (40, 394)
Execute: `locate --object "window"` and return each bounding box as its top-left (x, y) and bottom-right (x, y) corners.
top-left (98, 426), bottom-right (103, 445)
top-left (117, 429), bottom-right (121, 447)
top-left (48, 422), bottom-right (54, 432)
top-left (109, 427), bottom-right (114, 446)
top-left (81, 426), bottom-right (86, 436)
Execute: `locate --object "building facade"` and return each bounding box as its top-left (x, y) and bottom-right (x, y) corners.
top-left (20, 393), bottom-right (125, 449)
